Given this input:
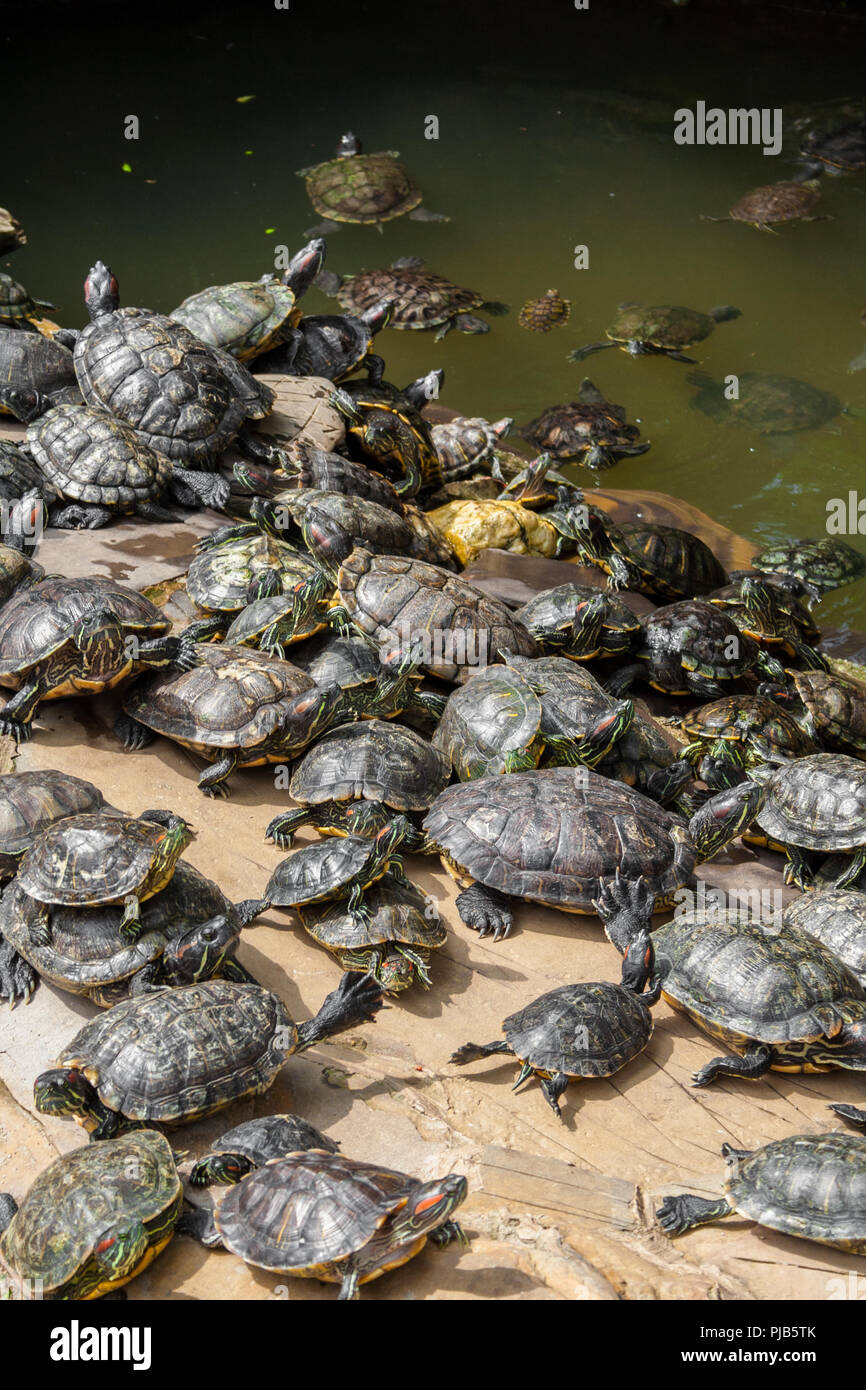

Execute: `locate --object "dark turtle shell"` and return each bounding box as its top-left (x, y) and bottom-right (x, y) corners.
top-left (784, 890), bottom-right (866, 985)
top-left (0, 325), bottom-right (78, 417)
top-left (282, 488), bottom-right (452, 570)
top-left (641, 600), bottom-right (761, 691)
top-left (521, 380), bottom-right (647, 466)
top-left (223, 592), bottom-right (311, 653)
top-left (264, 833), bottom-right (387, 907)
top-left (187, 534), bottom-right (323, 616)
top-left (0, 439), bottom-right (47, 504)
top-left (726, 1133), bottom-right (866, 1248)
top-left (300, 875), bottom-right (446, 954)
top-left (788, 669), bottom-right (866, 754)
top-left (504, 653), bottom-right (631, 752)
top-left (299, 151), bottom-right (423, 225)
top-left (282, 446), bottom-right (401, 511)
top-left (611, 523), bottom-right (727, 600)
top-left (17, 812), bottom-right (185, 908)
top-left (26, 403), bottom-right (173, 512)
top-left (689, 372), bottom-right (841, 433)
top-left (290, 631), bottom-right (383, 692)
top-left (291, 719), bottom-right (450, 809)
top-left (801, 118), bottom-right (866, 172)
top-left (334, 263), bottom-right (483, 331)
top-left (516, 584), bottom-right (641, 660)
top-left (171, 278), bottom-right (299, 361)
top-left (0, 272), bottom-right (53, 326)
top-left (680, 694), bottom-right (814, 761)
top-left (337, 378), bottom-right (442, 492)
top-left (198, 1114), bottom-right (339, 1169)
top-left (504, 981), bottom-right (653, 1077)
top-left (752, 537), bottom-right (866, 592)
top-left (0, 542), bottom-right (43, 609)
top-left (258, 311), bottom-right (382, 381)
top-left (607, 304), bottom-right (733, 350)
top-left (518, 289), bottom-right (571, 333)
top-left (429, 415), bottom-right (513, 480)
top-left (0, 576), bottom-right (169, 679)
top-left (729, 180), bottom-right (821, 225)
top-left (0, 1130), bottom-right (181, 1297)
top-left (0, 769), bottom-right (114, 878)
top-left (433, 666), bottom-right (544, 779)
top-left (753, 753), bottom-right (866, 851)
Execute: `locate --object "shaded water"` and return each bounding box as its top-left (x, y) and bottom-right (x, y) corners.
top-left (3, 0), bottom-right (865, 632)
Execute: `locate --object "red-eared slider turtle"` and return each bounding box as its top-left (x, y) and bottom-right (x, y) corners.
top-left (703, 179), bottom-right (825, 231)
top-left (0, 1130), bottom-right (182, 1299)
top-left (117, 643), bottom-right (346, 797)
top-left (189, 1114), bottom-right (339, 1186)
top-left (783, 889), bottom-right (866, 988)
top-left (518, 289), bottom-right (571, 333)
top-left (760, 668), bottom-right (866, 758)
top-left (0, 442), bottom-right (50, 541)
top-left (0, 541), bottom-right (43, 603)
top-left (34, 972), bottom-right (384, 1137)
top-left (255, 302), bottom-right (391, 381)
top-left (333, 548), bottom-right (539, 682)
top-left (184, 530), bottom-right (330, 643)
top-left (252, 490), bottom-right (456, 573)
top-left (451, 978), bottom-right (659, 1119)
top-left (569, 303), bottom-right (741, 364)
top-left (169, 239), bottom-right (323, 361)
top-left (298, 874), bottom-right (446, 992)
top-left (288, 630), bottom-right (445, 725)
top-left (750, 537), bottom-right (866, 593)
top-left (298, 132), bottom-right (448, 234)
top-left (266, 719), bottom-right (449, 847)
top-left (679, 693), bottom-right (816, 790)
top-left (0, 272), bottom-right (55, 330)
top-left (319, 256), bottom-right (507, 339)
top-left (595, 707), bottom-right (694, 810)
top-left (521, 379), bottom-right (651, 470)
top-left (271, 444), bottom-right (402, 512)
top-left (747, 753), bottom-right (866, 889)
top-left (332, 371), bottom-right (443, 497)
top-left (0, 324), bottom-right (79, 422)
top-left (184, 1149), bottom-right (467, 1301)
top-left (652, 909), bottom-right (866, 1084)
top-left (688, 370), bottom-right (842, 434)
top-left (429, 415), bottom-right (514, 481)
top-left (0, 769), bottom-right (114, 880)
top-left (657, 1133), bottom-right (866, 1254)
top-left (800, 118), bottom-right (866, 176)
top-left (572, 507), bottom-right (728, 599)
top-left (0, 575), bottom-right (198, 743)
top-left (432, 666), bottom-right (546, 779)
top-left (515, 584), bottom-right (641, 662)
top-left (707, 574), bottom-right (827, 671)
top-left (423, 766), bottom-right (763, 959)
top-left (262, 817), bottom-right (414, 927)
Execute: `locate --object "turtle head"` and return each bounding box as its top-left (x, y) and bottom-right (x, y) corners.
top-left (279, 681), bottom-right (344, 751)
top-left (738, 575), bottom-right (781, 626)
top-left (92, 1218), bottom-right (149, 1281)
top-left (570, 593), bottom-right (607, 651)
top-left (372, 814), bottom-right (415, 862)
top-left (189, 1151), bottom-right (255, 1188)
top-left (374, 953), bottom-right (419, 993)
top-left (336, 132), bottom-right (361, 158)
top-left (361, 299), bottom-right (393, 335)
top-left (300, 506), bottom-right (351, 574)
top-left (73, 608), bottom-right (126, 678)
top-left (389, 1174), bottom-right (468, 1247)
top-left (34, 1067), bottom-right (100, 1124)
top-left (84, 261), bottom-right (119, 320)
top-left (164, 913), bottom-right (239, 986)
top-left (0, 386), bottom-right (45, 424)
top-left (688, 780), bottom-right (767, 860)
top-left (282, 238), bottom-right (326, 296)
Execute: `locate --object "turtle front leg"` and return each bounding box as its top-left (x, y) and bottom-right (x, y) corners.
top-left (454, 883), bottom-right (513, 941)
top-left (692, 1043), bottom-right (772, 1088)
top-left (337, 1265), bottom-right (361, 1301)
top-left (50, 502), bottom-right (113, 529)
top-left (450, 1039), bottom-right (511, 1065)
top-left (567, 342), bottom-right (614, 364)
top-left (170, 467), bottom-right (231, 513)
top-left (136, 635), bottom-right (201, 672)
top-left (177, 1203), bottom-right (224, 1248)
top-left (663, 350), bottom-right (698, 364)
top-left (0, 935), bottom-right (38, 1006)
top-left (0, 678), bottom-right (44, 742)
top-left (198, 753), bottom-right (239, 798)
top-left (266, 806), bottom-right (317, 849)
top-left (114, 713), bottom-right (157, 750)
top-left (407, 206), bottom-right (449, 224)
top-left (684, 671), bottom-right (728, 699)
top-left (656, 1194), bottom-right (733, 1236)
top-left (783, 845), bottom-right (814, 891)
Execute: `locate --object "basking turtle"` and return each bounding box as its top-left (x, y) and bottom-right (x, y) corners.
top-left (496, 653), bottom-right (635, 769)
top-left (288, 629), bottom-right (445, 725)
top-left (0, 272), bottom-right (55, 331)
top-left (451, 979), bottom-right (658, 1119)
top-left (750, 537), bottom-right (866, 593)
top-left (657, 1134), bottom-right (866, 1255)
top-left (184, 530), bottom-right (329, 643)
top-left (747, 753), bottom-right (866, 890)
top-left (184, 1149), bottom-right (466, 1301)
top-left (429, 415), bottom-right (514, 481)
top-left (595, 706), bottom-right (694, 810)
top-left (0, 769), bottom-right (115, 880)
top-left (255, 302), bottom-right (391, 381)
top-left (679, 693), bottom-right (816, 790)
top-left (569, 303), bottom-right (741, 364)
top-left (521, 379), bottom-right (651, 470)
top-left (169, 239), bottom-right (323, 361)
top-left (298, 132), bottom-right (448, 234)
top-left (189, 1114), bottom-right (339, 1187)
top-left (0, 1130), bottom-right (182, 1299)
top-left (0, 324), bottom-right (80, 423)
top-left (432, 666), bottom-right (545, 779)
top-left (266, 719), bottom-right (449, 847)
top-left (319, 256), bottom-right (507, 339)
top-left (605, 599), bottom-right (783, 699)
top-left (515, 584), bottom-right (641, 662)
top-left (688, 370), bottom-right (842, 434)
top-left (572, 508), bottom-right (728, 599)
top-left (298, 874), bottom-right (446, 992)
top-left (783, 889), bottom-right (866, 988)
top-left (34, 972), bottom-right (384, 1137)
top-left (518, 289), bottom-right (571, 333)
top-left (269, 444), bottom-right (402, 511)
top-left (703, 179), bottom-right (825, 231)
top-left (760, 668), bottom-right (866, 758)
top-left (800, 118), bottom-right (866, 177)
top-left (251, 490), bottom-right (456, 573)
top-left (262, 817), bottom-right (414, 927)
top-left (0, 575), bottom-right (198, 743)
top-left (706, 574), bottom-right (827, 671)
top-left (332, 371), bottom-right (443, 497)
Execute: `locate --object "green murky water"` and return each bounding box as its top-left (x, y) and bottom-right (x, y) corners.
top-left (3, 0), bottom-right (865, 638)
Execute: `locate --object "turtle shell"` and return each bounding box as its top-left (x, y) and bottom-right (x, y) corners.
top-left (338, 381), bottom-right (441, 491)
top-left (801, 119), bottom-right (866, 172)
top-left (224, 592), bottom-right (308, 650)
top-left (643, 601), bottom-right (760, 687)
top-left (0, 439), bottom-right (46, 500)
top-left (752, 538), bottom-right (866, 592)
top-left (504, 981), bottom-right (653, 1077)
top-left (518, 289), bottom-right (570, 332)
top-left (784, 890), bottom-right (866, 985)
top-left (0, 769), bottom-right (114, 877)
top-left (754, 753), bottom-right (866, 851)
top-left (284, 447), bottom-right (401, 511)
top-left (0, 272), bottom-right (49, 325)
top-left (286, 489), bottom-right (448, 569)
top-left (0, 542), bottom-right (43, 608)
top-left (680, 695), bottom-right (813, 759)
top-left (790, 669), bottom-right (866, 753)
top-left (335, 265), bottom-right (482, 330)
top-left (726, 1133), bottom-right (866, 1248)
top-left (299, 875), bottom-right (446, 953)
top-left (729, 180), bottom-right (821, 225)
top-left (26, 403), bottom-right (173, 512)
top-left (290, 631), bottom-right (383, 691)
top-left (608, 304), bottom-right (720, 349)
top-left (504, 654), bottom-right (630, 748)
top-left (204, 1114), bottom-right (339, 1166)
top-left (707, 579), bottom-right (820, 647)
top-left (300, 153), bottom-right (422, 225)
top-left (186, 534), bottom-right (323, 615)
top-left (613, 524), bottom-right (727, 599)
top-left (290, 719), bottom-right (450, 808)
top-left (0, 1130), bottom-right (181, 1298)
top-left (56, 979), bottom-right (295, 1123)
top-left (260, 313), bottom-right (374, 381)
top-left (432, 667), bottom-right (544, 779)
top-left (522, 401), bottom-right (639, 460)
top-left (171, 279), bottom-right (299, 361)
top-left (264, 834), bottom-right (383, 906)
top-left (17, 812), bottom-right (182, 908)
top-left (0, 325), bottom-right (79, 415)
top-left (429, 416), bottom-right (513, 480)
top-left (336, 549), bottom-right (539, 682)
top-left (423, 767), bottom-right (695, 910)
top-left (689, 372), bottom-right (841, 433)
top-left (516, 584), bottom-right (641, 660)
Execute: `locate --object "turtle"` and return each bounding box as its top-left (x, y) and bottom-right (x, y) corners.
top-left (568, 303), bottom-right (741, 364)
top-left (0, 272), bottom-right (55, 331)
top-left (298, 874), bottom-right (446, 992)
top-left (518, 289), bottom-right (571, 333)
top-left (759, 668), bottom-right (866, 758)
top-left (422, 766), bottom-right (764, 959)
top-left (0, 323), bottom-right (80, 422)
top-left (657, 1133), bottom-right (866, 1255)
top-left (183, 530), bottom-right (330, 643)
top-left (687, 370), bottom-right (842, 434)
top-left (706, 574), bottom-right (828, 671)
top-left (266, 719), bottom-right (450, 847)
top-left (432, 665), bottom-right (546, 780)
top-left (223, 590), bottom-right (332, 660)
top-left (287, 629), bottom-right (446, 726)
top-left (251, 490), bottom-right (456, 573)
top-left (189, 1114), bottom-right (339, 1187)
top-left (319, 256), bottom-right (508, 339)
top-left (595, 705), bottom-right (695, 810)
top-left (703, 179), bottom-right (825, 231)
top-left (678, 693), bottom-right (816, 790)
top-left (332, 372), bottom-right (443, 497)
top-left (426, 497), bottom-right (568, 566)
top-left (521, 379), bottom-right (651, 470)
top-left (254, 302), bottom-right (391, 381)
top-left (0, 575), bottom-right (199, 743)
top-left (35, 972), bottom-right (384, 1137)
top-left (750, 537), bottom-right (866, 593)
top-left (429, 415), bottom-right (514, 482)
top-left (515, 584), bottom-right (642, 662)
top-left (262, 817), bottom-right (415, 928)
top-left (17, 808), bottom-right (192, 939)
top-left (117, 643), bottom-right (347, 797)
top-left (0, 768), bottom-right (115, 881)
top-left (331, 548), bottom-right (540, 683)
top-left (0, 208), bottom-right (26, 256)
top-left (604, 599), bottom-right (783, 700)
top-left (0, 443), bottom-right (51, 551)
top-left (783, 890), bottom-right (866, 988)
top-left (652, 909), bottom-right (866, 1085)
top-left (169, 238), bottom-right (324, 361)
top-left (0, 540), bottom-right (44, 607)
top-left (570, 507), bottom-right (728, 599)
top-left (799, 118), bottom-right (866, 177)
top-left (0, 1129), bottom-right (182, 1299)
top-left (450, 978), bottom-right (659, 1120)
top-left (297, 132), bottom-right (448, 234)
top-left (266, 443), bottom-right (402, 511)
top-left (182, 1149), bottom-right (467, 1301)
top-left (746, 753), bottom-right (866, 890)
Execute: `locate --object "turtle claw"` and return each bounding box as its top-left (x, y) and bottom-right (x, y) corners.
top-left (455, 884), bottom-right (512, 941)
top-left (201, 782), bottom-right (232, 800)
top-left (0, 718), bottom-right (32, 743)
top-left (0, 938), bottom-right (38, 1007)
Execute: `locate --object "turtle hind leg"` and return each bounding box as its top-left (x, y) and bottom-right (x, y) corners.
top-left (0, 935), bottom-right (37, 1006)
top-left (197, 754), bottom-right (238, 798)
top-left (295, 970), bottom-right (384, 1049)
top-left (177, 1203), bottom-right (224, 1248)
top-left (454, 883), bottom-right (513, 941)
top-left (567, 342), bottom-right (613, 363)
top-left (450, 1039), bottom-right (511, 1066)
top-left (539, 1071), bottom-right (571, 1121)
top-left (114, 713), bottom-right (156, 751)
top-left (783, 845), bottom-right (814, 891)
top-left (692, 1043), bottom-right (772, 1088)
top-left (831, 848), bottom-right (866, 891)
top-left (408, 207), bottom-right (449, 223)
top-left (656, 1193), bottom-right (733, 1236)
top-left (664, 350), bottom-right (698, 364)
top-left (828, 1103), bottom-right (866, 1130)
top-left (0, 678), bottom-right (43, 741)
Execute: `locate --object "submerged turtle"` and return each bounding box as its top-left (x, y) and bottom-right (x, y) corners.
top-left (605, 599), bottom-right (782, 699)
top-left (703, 179), bottom-right (825, 231)
top-left (451, 979), bottom-right (659, 1119)
top-left (0, 324), bottom-right (79, 422)
top-left (299, 874), bottom-right (446, 992)
top-left (0, 1130), bottom-right (182, 1299)
top-left (569, 303), bottom-right (741, 364)
top-left (688, 370), bottom-right (842, 433)
top-left (515, 584), bottom-right (641, 662)
top-left (518, 289), bottom-right (571, 333)
top-left (747, 753), bottom-right (866, 890)
top-left (657, 1133), bottom-right (866, 1254)
top-left (189, 1114), bottom-right (339, 1186)
top-left (34, 972), bottom-right (384, 1136)
top-left (522, 379), bottom-right (650, 470)
top-left (800, 118), bottom-right (866, 177)
top-left (750, 537), bottom-right (866, 593)
top-left (319, 256), bottom-right (507, 339)
top-left (262, 818), bottom-right (414, 927)
top-left (298, 132), bottom-right (448, 234)
top-left (760, 668), bottom-right (866, 758)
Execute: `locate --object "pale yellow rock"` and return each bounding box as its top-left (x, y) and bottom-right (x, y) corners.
top-left (428, 499), bottom-right (560, 565)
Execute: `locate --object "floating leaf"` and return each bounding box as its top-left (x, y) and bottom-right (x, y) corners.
top-left (121, 163), bottom-right (132, 173)
top-left (265, 227), bottom-right (276, 234)
top-left (236, 94), bottom-right (256, 103)
top-left (244, 149), bottom-right (253, 155)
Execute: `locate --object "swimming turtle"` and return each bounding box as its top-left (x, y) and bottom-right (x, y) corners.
top-left (569, 303), bottom-right (741, 364)
top-left (521, 379), bottom-right (651, 470)
top-left (747, 753), bottom-right (866, 890)
top-left (183, 1149), bottom-right (467, 1301)
top-left (319, 256), bottom-right (507, 339)
top-left (189, 1114), bottom-right (339, 1187)
top-left (0, 1130), bottom-right (182, 1299)
top-left (800, 118), bottom-right (866, 177)
top-left (760, 668), bottom-right (866, 758)
top-left (34, 972), bottom-right (384, 1137)
top-left (515, 584), bottom-right (642, 662)
top-left (572, 508), bottom-right (728, 599)
top-left (429, 415), bottom-right (514, 481)
top-left (783, 890), bottom-right (866, 988)
top-left (451, 978), bottom-right (659, 1119)
top-left (261, 817), bottom-right (414, 928)
top-left (703, 179), bottom-right (825, 231)
top-left (255, 302), bottom-right (391, 381)
top-left (298, 132), bottom-right (448, 234)
top-left (688, 370), bottom-right (842, 434)
top-left (0, 324), bottom-right (79, 422)
top-left (0, 272), bottom-right (55, 331)
top-left (518, 289), bottom-right (571, 333)
top-left (605, 599), bottom-right (783, 699)
top-left (298, 874), bottom-right (446, 992)
top-left (266, 719), bottom-right (449, 847)
top-left (678, 693), bottom-right (816, 790)
top-left (750, 537), bottom-right (866, 593)
top-left (657, 1133), bottom-right (866, 1254)
top-left (706, 574), bottom-right (828, 671)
